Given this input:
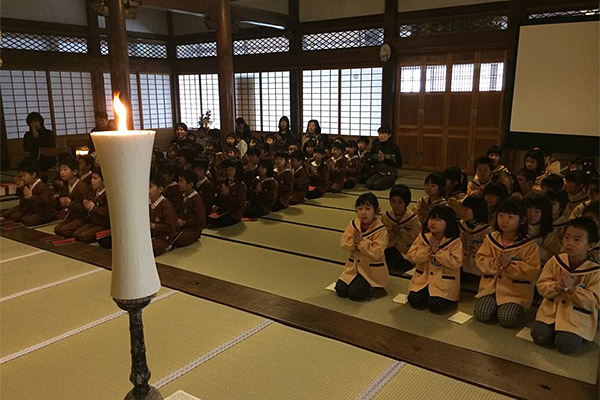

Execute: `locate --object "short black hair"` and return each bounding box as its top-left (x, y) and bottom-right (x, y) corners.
top-left (443, 166), bottom-right (468, 194)
top-left (191, 158), bottom-right (209, 172)
top-left (567, 217), bottom-right (599, 244)
top-left (474, 156), bottom-right (493, 170)
top-left (179, 147), bottom-right (197, 163)
top-left (564, 170), bottom-right (588, 186)
top-left (58, 155), bottom-right (78, 171)
top-left (487, 145), bottom-right (503, 157)
top-left (525, 195), bottom-right (554, 236)
top-left (91, 165), bottom-right (103, 180)
top-left (313, 146), bottom-right (325, 155)
top-left (524, 149), bottom-right (545, 174)
top-left (150, 173), bottom-right (166, 188)
top-left (461, 196), bottom-right (488, 225)
top-left (345, 140), bottom-right (358, 150)
top-left (274, 151), bottom-right (289, 161)
top-left (259, 158), bottom-right (274, 177)
top-left (332, 142), bottom-right (345, 152)
top-left (483, 181), bottom-right (509, 200)
top-left (423, 205), bottom-right (460, 239)
top-left (389, 184), bottom-right (411, 205)
top-left (26, 112), bottom-right (44, 126)
top-left (289, 150), bottom-right (305, 161)
top-left (174, 122), bottom-right (188, 132)
top-left (540, 174), bottom-right (564, 191)
top-left (180, 169), bottom-right (198, 187)
top-left (377, 126), bottom-right (392, 135)
top-left (357, 136), bottom-right (370, 145)
top-left (424, 172), bottom-right (446, 196)
top-left (516, 168), bottom-right (537, 184)
top-left (79, 154), bottom-right (94, 167)
top-left (17, 158), bottom-right (40, 175)
top-left (494, 198), bottom-right (528, 240)
top-left (545, 189), bottom-right (569, 213)
top-left (246, 147), bottom-right (261, 158)
top-left (355, 192), bottom-right (379, 210)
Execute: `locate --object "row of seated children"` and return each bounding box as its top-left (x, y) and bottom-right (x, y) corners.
top-left (335, 190), bottom-right (599, 355)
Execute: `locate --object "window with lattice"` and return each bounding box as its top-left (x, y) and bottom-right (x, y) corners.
top-left (178, 75), bottom-right (202, 129)
top-left (400, 66), bottom-right (421, 93)
top-left (479, 62), bottom-right (504, 92)
top-left (50, 71), bottom-right (95, 135)
top-left (340, 68), bottom-right (382, 136)
top-left (0, 70), bottom-right (51, 139)
top-left (1, 32), bottom-right (87, 53)
top-left (99, 39), bottom-right (167, 58)
top-left (103, 73), bottom-right (141, 129)
top-left (302, 28), bottom-right (384, 51)
top-left (528, 9), bottom-right (599, 20)
top-left (261, 71), bottom-right (290, 132)
top-left (425, 65), bottom-right (446, 93)
top-left (176, 42), bottom-right (218, 59)
top-left (302, 69), bottom-right (339, 135)
top-left (235, 73), bottom-right (261, 131)
top-left (200, 74), bottom-right (221, 129)
top-left (451, 64), bottom-right (474, 92)
top-left (139, 74), bottom-right (172, 129)
top-left (233, 37), bottom-right (290, 56)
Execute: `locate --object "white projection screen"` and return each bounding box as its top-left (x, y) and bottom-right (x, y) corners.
top-left (510, 21), bottom-right (599, 136)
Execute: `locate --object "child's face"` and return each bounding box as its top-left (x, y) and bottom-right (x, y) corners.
top-left (149, 183), bottom-right (162, 201)
top-left (19, 171), bottom-right (36, 186)
top-left (527, 207), bottom-right (542, 225)
top-left (517, 175), bottom-right (532, 192)
top-left (445, 179), bottom-right (455, 193)
top-left (178, 176), bottom-right (190, 192)
top-left (307, 122), bottom-right (317, 134)
top-left (563, 226), bottom-right (594, 258)
top-left (564, 180), bottom-right (581, 195)
top-left (176, 126), bottom-right (187, 141)
top-left (266, 137), bottom-right (274, 145)
top-left (525, 157), bottom-right (538, 171)
top-left (275, 157), bottom-right (285, 169)
top-left (258, 165), bottom-right (267, 176)
top-left (193, 167), bottom-right (205, 179)
top-left (357, 142), bottom-right (367, 151)
top-left (551, 201), bottom-right (562, 220)
top-left (390, 196), bottom-right (407, 216)
top-left (356, 203), bottom-right (376, 225)
top-left (226, 136), bottom-right (236, 145)
top-left (346, 146), bottom-right (355, 155)
top-left (484, 193), bottom-right (499, 208)
top-left (248, 154), bottom-right (259, 165)
top-left (226, 166), bottom-right (236, 179)
top-left (378, 132), bottom-right (391, 143)
top-left (331, 147), bottom-right (342, 158)
top-left (488, 153), bottom-right (500, 167)
top-left (290, 158), bottom-right (302, 169)
top-left (476, 164), bottom-right (491, 181)
top-left (178, 157), bottom-right (188, 166)
top-left (78, 159), bottom-right (91, 174)
top-left (249, 140), bottom-right (257, 147)
top-left (570, 163), bottom-right (582, 171)
top-left (305, 145), bottom-right (314, 154)
top-left (427, 217), bottom-right (447, 235)
top-left (497, 212), bottom-right (522, 233)
top-left (59, 165), bottom-right (76, 181)
top-left (90, 173), bottom-right (103, 190)
top-left (424, 182), bottom-right (440, 197)
top-left (167, 148), bottom-right (178, 161)
top-left (226, 150), bottom-right (236, 159)
top-left (461, 206), bottom-right (474, 222)
top-left (288, 145), bottom-right (299, 153)
top-left (313, 152), bottom-right (323, 162)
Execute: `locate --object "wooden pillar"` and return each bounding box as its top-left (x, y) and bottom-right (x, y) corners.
top-left (382, 0), bottom-right (398, 130)
top-left (86, 0), bottom-right (102, 57)
top-left (288, 0), bottom-right (301, 140)
top-left (106, 0), bottom-right (133, 129)
top-left (0, 94), bottom-right (10, 169)
top-left (216, 0), bottom-right (235, 136)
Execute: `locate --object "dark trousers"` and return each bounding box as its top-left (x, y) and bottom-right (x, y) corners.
top-left (173, 228), bottom-right (201, 248)
top-left (408, 286), bottom-right (454, 313)
top-left (343, 179), bottom-right (356, 189)
top-left (73, 224), bottom-right (106, 243)
top-left (335, 274), bottom-right (372, 301)
top-left (384, 247), bottom-right (414, 276)
top-left (365, 173), bottom-right (397, 190)
top-left (208, 212), bottom-right (240, 228)
top-left (306, 188), bottom-right (323, 199)
top-left (244, 202), bottom-right (266, 218)
top-left (531, 322), bottom-right (584, 354)
top-left (272, 199), bottom-right (287, 212)
top-left (55, 218), bottom-right (86, 238)
top-left (3, 207), bottom-right (54, 226)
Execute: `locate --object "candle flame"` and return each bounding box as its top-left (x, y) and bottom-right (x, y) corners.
top-left (113, 94), bottom-right (128, 131)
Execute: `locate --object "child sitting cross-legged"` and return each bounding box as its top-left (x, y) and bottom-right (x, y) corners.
top-left (73, 166), bottom-right (110, 243)
top-left (173, 169), bottom-right (206, 248)
top-left (54, 155), bottom-right (93, 238)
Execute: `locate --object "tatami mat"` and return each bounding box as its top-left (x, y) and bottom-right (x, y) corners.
top-left (0, 292), bottom-right (265, 400)
top-left (265, 205), bottom-right (352, 231)
top-left (0, 199), bottom-right (19, 212)
top-left (0, 237), bottom-right (45, 260)
top-left (1, 250), bottom-right (97, 297)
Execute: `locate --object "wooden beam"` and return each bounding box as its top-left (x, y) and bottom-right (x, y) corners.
top-left (382, 0), bottom-right (398, 130)
top-left (85, 0), bottom-right (101, 56)
top-left (142, 0), bottom-right (290, 29)
top-left (288, 0), bottom-right (301, 140)
top-left (216, 0), bottom-right (236, 136)
top-left (0, 94), bottom-right (10, 170)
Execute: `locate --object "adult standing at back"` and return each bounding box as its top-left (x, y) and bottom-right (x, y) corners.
top-left (302, 119), bottom-right (329, 149)
top-left (365, 126), bottom-right (402, 190)
top-left (22, 112), bottom-right (56, 174)
top-left (277, 116), bottom-right (295, 145)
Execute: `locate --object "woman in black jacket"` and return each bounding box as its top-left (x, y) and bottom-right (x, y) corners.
top-left (365, 126), bottom-right (402, 190)
top-left (22, 112), bottom-right (56, 172)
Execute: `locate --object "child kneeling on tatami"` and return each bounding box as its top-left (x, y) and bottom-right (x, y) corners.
top-left (531, 218), bottom-right (600, 354)
top-left (474, 198), bottom-right (541, 327)
top-left (336, 193), bottom-right (389, 301)
top-left (407, 205), bottom-right (462, 313)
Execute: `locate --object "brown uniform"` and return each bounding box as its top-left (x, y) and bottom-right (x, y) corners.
top-left (274, 168), bottom-right (294, 209)
top-left (536, 254), bottom-right (600, 341)
top-left (528, 224), bottom-right (561, 266)
top-left (459, 220), bottom-right (492, 276)
top-left (174, 190), bottom-right (206, 248)
top-left (163, 182), bottom-right (181, 210)
top-left (382, 210), bottom-right (421, 255)
top-left (3, 179), bottom-right (56, 226)
top-left (345, 154), bottom-right (361, 185)
top-left (196, 177), bottom-right (215, 217)
top-left (79, 171), bottom-right (92, 185)
top-left (339, 218), bottom-right (389, 288)
top-left (73, 188), bottom-right (110, 243)
top-left (308, 161), bottom-right (330, 195)
top-left (256, 177), bottom-right (279, 214)
top-left (492, 164), bottom-right (510, 174)
top-left (475, 231), bottom-right (541, 308)
top-left (216, 181), bottom-right (247, 221)
top-left (54, 179), bottom-right (93, 238)
top-left (568, 199), bottom-right (590, 220)
top-left (150, 196), bottom-right (178, 256)
top-left (328, 156), bottom-right (347, 192)
top-left (290, 166), bottom-right (308, 205)
top-left (413, 196), bottom-right (448, 225)
top-left (564, 191), bottom-right (588, 219)
top-left (407, 232), bottom-right (463, 301)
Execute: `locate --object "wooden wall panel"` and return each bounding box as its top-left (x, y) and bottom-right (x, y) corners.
top-left (397, 131), bottom-right (419, 169)
top-left (447, 137), bottom-right (470, 170)
top-left (423, 95), bottom-right (445, 126)
top-left (421, 135), bottom-right (445, 170)
top-left (476, 93), bottom-right (502, 127)
top-left (397, 95), bottom-right (420, 125)
top-left (449, 94), bottom-right (471, 127)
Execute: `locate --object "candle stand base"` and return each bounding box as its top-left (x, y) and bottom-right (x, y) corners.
top-left (115, 295), bottom-right (164, 400)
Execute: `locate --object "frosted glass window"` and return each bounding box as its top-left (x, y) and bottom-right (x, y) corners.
top-left (400, 66), bottom-right (421, 93)
top-left (50, 71), bottom-right (95, 135)
top-left (302, 69), bottom-right (339, 135)
top-left (450, 64), bottom-right (474, 92)
top-left (425, 65), bottom-right (446, 92)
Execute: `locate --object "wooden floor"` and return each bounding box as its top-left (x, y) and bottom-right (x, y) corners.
top-left (1, 170), bottom-right (598, 400)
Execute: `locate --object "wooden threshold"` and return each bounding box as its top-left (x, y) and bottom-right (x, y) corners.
top-left (1, 227), bottom-right (597, 400)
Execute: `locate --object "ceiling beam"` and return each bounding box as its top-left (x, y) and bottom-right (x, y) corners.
top-left (142, 0), bottom-right (289, 29)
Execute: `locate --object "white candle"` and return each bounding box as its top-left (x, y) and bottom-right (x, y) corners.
top-left (91, 96), bottom-right (161, 300)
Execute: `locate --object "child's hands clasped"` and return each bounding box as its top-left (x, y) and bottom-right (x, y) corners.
top-left (559, 270), bottom-right (575, 292)
top-left (499, 252), bottom-right (510, 271)
top-left (353, 229), bottom-right (362, 245)
top-left (429, 237), bottom-right (439, 254)
top-left (83, 199), bottom-right (94, 211)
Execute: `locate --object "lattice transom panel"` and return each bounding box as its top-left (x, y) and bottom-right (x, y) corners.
top-left (233, 36), bottom-right (289, 55)
top-left (1, 32), bottom-right (87, 53)
top-left (528, 9), bottom-right (599, 20)
top-left (302, 28), bottom-right (384, 51)
top-left (176, 42), bottom-right (218, 59)
top-left (399, 15), bottom-right (508, 38)
top-left (100, 39), bottom-right (167, 58)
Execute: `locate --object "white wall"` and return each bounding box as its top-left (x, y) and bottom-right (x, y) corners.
top-left (2, 0), bottom-right (87, 25)
top-left (171, 14), bottom-right (211, 36)
top-left (398, 0), bottom-right (500, 12)
top-left (98, 8), bottom-right (169, 35)
top-left (300, 0), bottom-right (385, 22)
